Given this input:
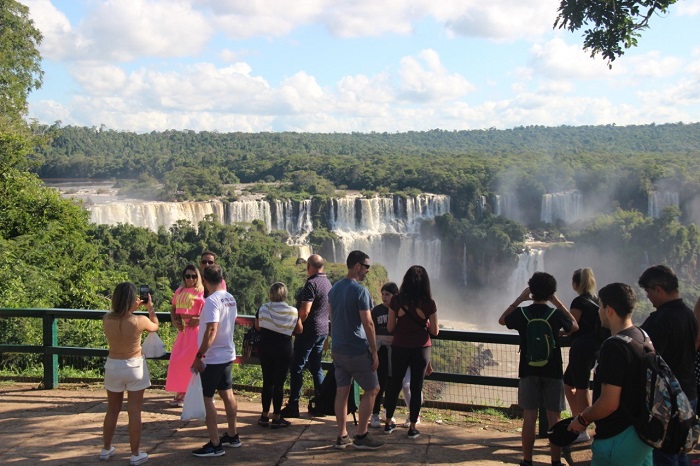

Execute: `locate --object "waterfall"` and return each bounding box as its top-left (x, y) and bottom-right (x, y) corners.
top-left (648, 191), bottom-right (679, 218)
top-left (508, 249), bottom-right (545, 295)
top-left (462, 244), bottom-right (468, 286)
top-left (329, 194), bottom-right (450, 281)
top-left (494, 193), bottom-right (519, 221)
top-left (86, 193), bottom-right (451, 280)
top-left (540, 191), bottom-right (582, 224)
top-left (90, 201), bottom-right (227, 231)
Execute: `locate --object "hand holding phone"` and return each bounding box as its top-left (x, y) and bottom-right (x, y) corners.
top-left (139, 285), bottom-right (150, 304)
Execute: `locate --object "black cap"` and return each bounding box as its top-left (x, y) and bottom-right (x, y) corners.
top-left (547, 417), bottom-right (579, 447)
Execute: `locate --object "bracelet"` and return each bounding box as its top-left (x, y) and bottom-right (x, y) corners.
top-left (196, 352), bottom-right (205, 359)
top-left (577, 413), bottom-right (590, 426)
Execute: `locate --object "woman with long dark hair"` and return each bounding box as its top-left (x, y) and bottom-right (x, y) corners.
top-left (101, 282), bottom-right (158, 465)
top-left (382, 265), bottom-right (438, 439)
top-left (165, 264), bottom-right (205, 406)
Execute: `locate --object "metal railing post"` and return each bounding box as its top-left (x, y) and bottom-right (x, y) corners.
top-left (42, 312), bottom-right (59, 389)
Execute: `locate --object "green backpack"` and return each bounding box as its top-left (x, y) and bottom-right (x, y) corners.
top-left (521, 307), bottom-right (557, 367)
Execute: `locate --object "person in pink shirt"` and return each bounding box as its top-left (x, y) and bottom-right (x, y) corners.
top-left (165, 265), bottom-right (205, 406)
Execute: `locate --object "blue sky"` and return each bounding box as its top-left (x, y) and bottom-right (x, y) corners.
top-left (24, 0), bottom-right (700, 133)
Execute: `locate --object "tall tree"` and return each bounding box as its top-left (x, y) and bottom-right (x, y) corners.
top-left (1, 0), bottom-right (44, 171)
top-left (554, 0), bottom-right (677, 66)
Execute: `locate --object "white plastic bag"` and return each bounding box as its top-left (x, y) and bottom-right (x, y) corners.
top-left (181, 372), bottom-right (206, 421)
top-left (142, 332), bottom-right (166, 358)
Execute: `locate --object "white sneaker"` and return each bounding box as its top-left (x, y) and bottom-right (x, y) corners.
top-left (99, 447), bottom-right (116, 460)
top-left (574, 430), bottom-right (591, 443)
top-left (130, 452), bottom-right (148, 465)
top-left (370, 414), bottom-right (381, 428)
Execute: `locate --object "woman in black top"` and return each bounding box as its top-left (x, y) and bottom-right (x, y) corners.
top-left (563, 268), bottom-right (601, 443)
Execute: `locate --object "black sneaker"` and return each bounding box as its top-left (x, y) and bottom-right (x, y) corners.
top-left (257, 416), bottom-right (270, 427)
top-left (280, 403), bottom-right (300, 418)
top-left (192, 441), bottom-right (225, 457)
top-left (220, 432), bottom-right (241, 448)
top-left (407, 428), bottom-right (420, 439)
top-left (384, 423), bottom-right (397, 434)
top-left (270, 418), bottom-right (291, 429)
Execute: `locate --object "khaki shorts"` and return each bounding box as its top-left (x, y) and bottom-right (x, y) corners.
top-left (104, 356), bottom-right (151, 392)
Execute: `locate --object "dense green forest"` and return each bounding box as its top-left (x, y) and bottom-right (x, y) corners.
top-left (31, 123), bottom-right (700, 219)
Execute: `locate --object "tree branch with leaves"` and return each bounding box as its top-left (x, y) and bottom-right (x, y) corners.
top-left (554, 0), bottom-right (677, 67)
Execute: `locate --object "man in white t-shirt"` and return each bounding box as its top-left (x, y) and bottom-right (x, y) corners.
top-left (191, 264), bottom-right (240, 457)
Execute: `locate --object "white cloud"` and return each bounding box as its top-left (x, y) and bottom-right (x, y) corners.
top-left (28, 0), bottom-right (211, 62)
top-left (627, 51), bottom-right (683, 79)
top-left (527, 38), bottom-right (619, 80)
top-left (677, 0), bottom-right (700, 16)
top-left (398, 49), bottom-right (475, 102)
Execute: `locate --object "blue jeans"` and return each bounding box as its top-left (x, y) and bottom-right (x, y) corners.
top-left (288, 333), bottom-right (326, 404)
top-left (652, 398), bottom-right (697, 466)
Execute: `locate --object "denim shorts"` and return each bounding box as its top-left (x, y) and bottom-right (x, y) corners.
top-left (104, 356), bottom-right (151, 392)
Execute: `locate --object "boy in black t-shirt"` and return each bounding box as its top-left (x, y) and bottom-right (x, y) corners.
top-left (498, 272), bottom-right (577, 466)
top-left (568, 283), bottom-right (652, 466)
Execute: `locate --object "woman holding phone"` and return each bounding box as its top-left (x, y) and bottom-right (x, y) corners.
top-left (101, 282), bottom-right (158, 465)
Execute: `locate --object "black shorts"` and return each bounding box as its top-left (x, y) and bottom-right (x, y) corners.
top-left (200, 361), bottom-right (233, 397)
top-left (563, 338), bottom-right (597, 389)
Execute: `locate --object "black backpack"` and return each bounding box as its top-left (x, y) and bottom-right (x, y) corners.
top-left (616, 330), bottom-right (700, 454)
top-left (308, 366), bottom-right (359, 425)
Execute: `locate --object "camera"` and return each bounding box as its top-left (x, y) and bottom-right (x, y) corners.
top-left (139, 285), bottom-right (150, 304)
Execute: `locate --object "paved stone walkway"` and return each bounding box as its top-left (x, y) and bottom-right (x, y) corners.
top-left (0, 383), bottom-right (599, 465)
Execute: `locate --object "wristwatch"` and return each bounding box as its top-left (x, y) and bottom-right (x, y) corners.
top-left (196, 352), bottom-right (205, 359)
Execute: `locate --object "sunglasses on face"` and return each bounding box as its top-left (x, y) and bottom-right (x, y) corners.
top-left (200, 260), bottom-right (214, 265)
top-left (360, 263), bottom-right (370, 270)
top-left (184, 274), bottom-right (197, 279)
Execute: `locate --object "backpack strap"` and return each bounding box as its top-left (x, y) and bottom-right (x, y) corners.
top-left (613, 327), bottom-right (654, 357)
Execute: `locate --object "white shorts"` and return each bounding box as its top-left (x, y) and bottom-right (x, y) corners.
top-left (104, 356), bottom-right (151, 392)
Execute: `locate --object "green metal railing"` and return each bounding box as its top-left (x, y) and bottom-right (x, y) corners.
top-left (0, 308), bottom-right (528, 390)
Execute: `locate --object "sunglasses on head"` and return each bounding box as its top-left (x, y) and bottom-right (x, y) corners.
top-left (184, 274), bottom-right (197, 279)
top-left (200, 260), bottom-right (214, 265)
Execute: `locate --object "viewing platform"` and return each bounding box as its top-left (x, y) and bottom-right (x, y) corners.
top-left (0, 383), bottom-right (596, 466)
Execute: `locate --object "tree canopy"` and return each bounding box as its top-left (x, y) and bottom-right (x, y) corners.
top-left (555, 0), bottom-right (677, 66)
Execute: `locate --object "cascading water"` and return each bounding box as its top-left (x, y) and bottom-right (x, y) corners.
top-left (540, 191), bottom-right (582, 224)
top-left (494, 193), bottom-right (519, 221)
top-left (648, 191), bottom-right (679, 218)
top-left (508, 249), bottom-right (545, 295)
top-left (87, 193), bottom-right (450, 281)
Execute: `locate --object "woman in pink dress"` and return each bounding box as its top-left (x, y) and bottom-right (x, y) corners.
top-left (165, 265), bottom-right (205, 406)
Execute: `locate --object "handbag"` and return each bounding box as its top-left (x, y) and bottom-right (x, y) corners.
top-left (180, 373), bottom-right (206, 421)
top-left (242, 326), bottom-right (261, 358)
top-left (142, 331), bottom-right (166, 358)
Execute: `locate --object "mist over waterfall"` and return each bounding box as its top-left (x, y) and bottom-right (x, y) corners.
top-left (648, 191), bottom-right (679, 218)
top-left (540, 191), bottom-right (583, 224)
